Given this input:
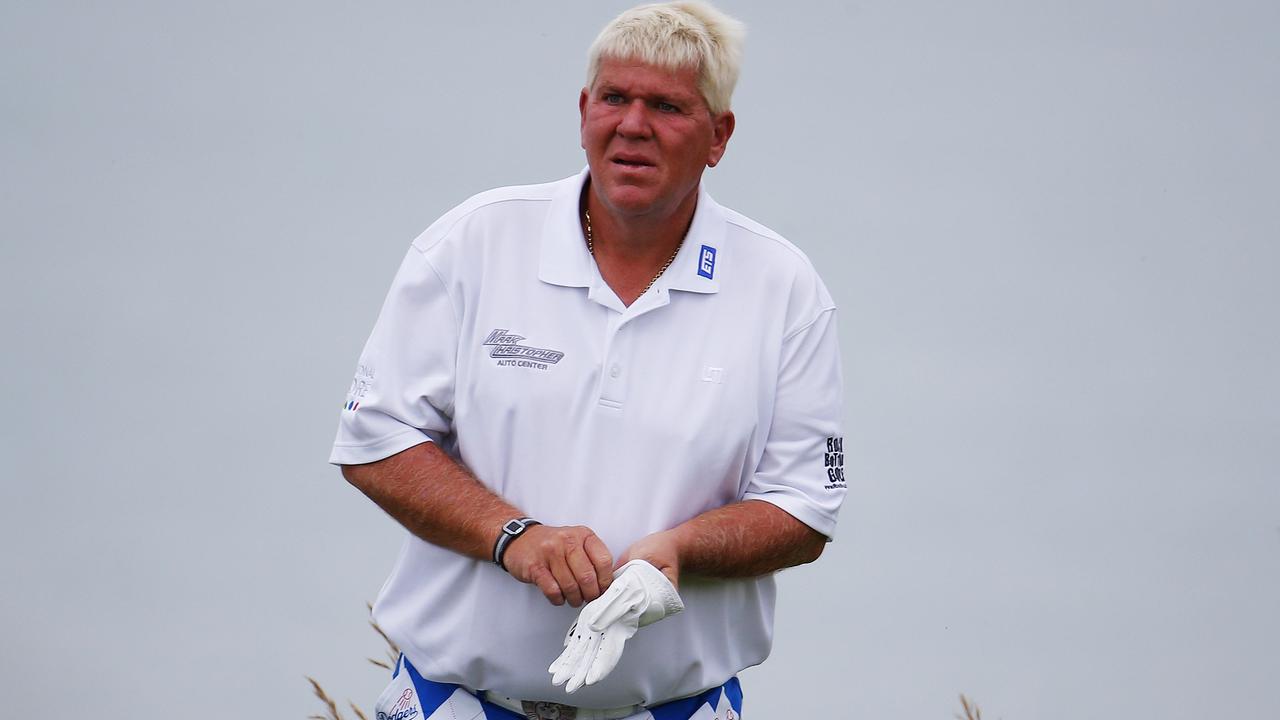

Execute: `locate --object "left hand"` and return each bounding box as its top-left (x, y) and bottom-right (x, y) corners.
top-left (617, 529), bottom-right (681, 588)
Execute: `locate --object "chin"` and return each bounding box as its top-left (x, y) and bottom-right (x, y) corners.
top-left (598, 185), bottom-right (665, 217)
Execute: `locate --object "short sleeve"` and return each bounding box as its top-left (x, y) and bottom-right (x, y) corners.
top-left (743, 307), bottom-right (847, 539)
top-left (328, 247), bottom-right (459, 465)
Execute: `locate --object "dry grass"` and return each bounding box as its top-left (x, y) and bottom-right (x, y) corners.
top-left (306, 676), bottom-right (345, 720)
top-left (957, 694), bottom-right (1001, 720)
top-left (366, 602), bottom-right (400, 671)
top-left (307, 605), bottom-right (398, 720)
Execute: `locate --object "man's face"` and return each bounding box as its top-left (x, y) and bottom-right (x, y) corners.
top-left (579, 57), bottom-right (734, 222)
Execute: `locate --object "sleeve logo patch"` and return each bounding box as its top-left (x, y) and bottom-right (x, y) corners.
top-left (824, 435), bottom-right (846, 490)
top-left (698, 244), bottom-right (717, 279)
top-left (344, 364), bottom-right (375, 411)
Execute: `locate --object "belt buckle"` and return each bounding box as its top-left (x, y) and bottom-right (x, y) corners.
top-left (521, 700), bottom-right (578, 720)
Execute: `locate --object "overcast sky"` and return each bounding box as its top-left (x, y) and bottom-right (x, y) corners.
top-left (1, 1), bottom-right (1277, 718)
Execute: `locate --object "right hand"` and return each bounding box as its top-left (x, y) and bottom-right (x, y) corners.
top-left (502, 525), bottom-right (614, 607)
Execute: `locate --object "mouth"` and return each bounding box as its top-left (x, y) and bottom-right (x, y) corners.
top-left (611, 155), bottom-right (655, 169)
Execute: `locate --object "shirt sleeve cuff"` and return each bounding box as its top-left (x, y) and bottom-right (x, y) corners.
top-left (741, 490), bottom-right (840, 541)
top-left (329, 427), bottom-right (435, 466)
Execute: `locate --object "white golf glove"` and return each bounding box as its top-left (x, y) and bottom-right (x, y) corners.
top-left (548, 559), bottom-right (684, 693)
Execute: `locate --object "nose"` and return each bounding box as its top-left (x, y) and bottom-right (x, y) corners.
top-left (616, 100), bottom-right (652, 139)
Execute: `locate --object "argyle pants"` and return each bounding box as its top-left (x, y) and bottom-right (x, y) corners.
top-left (375, 655), bottom-right (743, 720)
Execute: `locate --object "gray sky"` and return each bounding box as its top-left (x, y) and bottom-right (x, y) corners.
top-left (1, 1), bottom-right (1277, 718)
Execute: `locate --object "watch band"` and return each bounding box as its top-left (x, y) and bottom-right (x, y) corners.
top-left (493, 517), bottom-right (541, 571)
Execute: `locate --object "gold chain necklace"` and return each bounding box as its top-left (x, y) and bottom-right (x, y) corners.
top-left (583, 208), bottom-right (684, 297)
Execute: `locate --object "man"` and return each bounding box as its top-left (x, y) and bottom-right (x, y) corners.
top-left (330, 3), bottom-right (846, 719)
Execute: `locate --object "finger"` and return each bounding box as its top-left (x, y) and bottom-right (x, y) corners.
top-left (585, 627), bottom-right (627, 686)
top-left (565, 632), bottom-right (603, 693)
top-left (566, 543), bottom-right (603, 602)
top-left (550, 627), bottom-right (583, 684)
top-left (584, 534), bottom-right (614, 590)
top-left (548, 552), bottom-right (584, 608)
top-left (548, 642), bottom-right (572, 678)
top-left (553, 626), bottom-right (591, 687)
top-left (565, 668), bottom-right (584, 693)
top-left (549, 623), bottom-right (578, 678)
top-left (549, 636), bottom-right (581, 684)
top-left (529, 565), bottom-right (565, 606)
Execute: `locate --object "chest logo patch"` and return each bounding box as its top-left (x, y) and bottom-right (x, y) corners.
top-left (483, 328), bottom-right (565, 370)
top-left (698, 244), bottom-right (717, 279)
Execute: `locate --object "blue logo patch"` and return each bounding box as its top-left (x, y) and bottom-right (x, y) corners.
top-left (698, 245), bottom-right (717, 279)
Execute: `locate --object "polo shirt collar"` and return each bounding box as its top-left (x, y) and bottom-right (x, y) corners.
top-left (537, 168), bottom-right (596, 289)
top-left (538, 167), bottom-right (724, 295)
top-left (663, 183), bottom-right (724, 295)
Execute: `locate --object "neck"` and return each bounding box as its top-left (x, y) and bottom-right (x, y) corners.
top-left (582, 184), bottom-right (697, 261)
top-left (580, 183), bottom-right (697, 306)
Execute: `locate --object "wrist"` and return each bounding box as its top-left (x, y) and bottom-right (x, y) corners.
top-left (492, 517), bottom-right (540, 571)
top-left (659, 526), bottom-right (692, 577)
top-left (623, 528), bottom-right (684, 587)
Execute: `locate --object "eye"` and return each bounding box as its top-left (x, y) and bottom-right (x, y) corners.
top-left (603, 93), bottom-right (624, 105)
top-left (656, 101), bottom-right (680, 113)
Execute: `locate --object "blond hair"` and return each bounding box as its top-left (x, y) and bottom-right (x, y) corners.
top-left (586, 1), bottom-right (746, 115)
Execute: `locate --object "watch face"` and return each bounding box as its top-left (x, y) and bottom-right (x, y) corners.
top-left (503, 519), bottom-right (525, 534)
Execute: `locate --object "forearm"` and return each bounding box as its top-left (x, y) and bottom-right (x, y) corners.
top-left (340, 441), bottom-right (518, 561)
top-left (672, 499), bottom-right (826, 578)
top-left (623, 499), bottom-right (826, 586)
top-left (341, 442), bottom-right (614, 606)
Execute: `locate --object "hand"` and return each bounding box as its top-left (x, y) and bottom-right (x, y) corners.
top-left (502, 524), bottom-right (613, 607)
top-left (548, 560), bottom-right (684, 693)
top-left (616, 529), bottom-right (682, 588)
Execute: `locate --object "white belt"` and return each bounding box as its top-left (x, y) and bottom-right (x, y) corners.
top-left (481, 692), bottom-right (644, 720)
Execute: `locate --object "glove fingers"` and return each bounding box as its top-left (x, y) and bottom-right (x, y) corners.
top-left (564, 632), bottom-right (603, 693)
top-left (548, 642), bottom-right (574, 682)
top-left (584, 626), bottom-right (628, 687)
top-left (548, 644), bottom-right (574, 685)
top-left (549, 627), bottom-right (589, 686)
top-left (551, 648), bottom-right (583, 687)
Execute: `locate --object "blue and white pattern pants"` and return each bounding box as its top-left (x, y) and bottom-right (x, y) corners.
top-left (375, 656), bottom-right (743, 720)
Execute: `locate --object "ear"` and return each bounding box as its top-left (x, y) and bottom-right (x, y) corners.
top-left (706, 111), bottom-right (735, 168)
top-left (579, 87), bottom-right (589, 142)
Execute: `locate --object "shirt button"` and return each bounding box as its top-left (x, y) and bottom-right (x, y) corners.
top-left (609, 364), bottom-right (621, 378)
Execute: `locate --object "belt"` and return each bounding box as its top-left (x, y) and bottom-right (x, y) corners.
top-left (481, 691), bottom-right (644, 720)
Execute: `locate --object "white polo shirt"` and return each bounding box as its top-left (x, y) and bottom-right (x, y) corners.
top-left (330, 169), bottom-right (845, 708)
